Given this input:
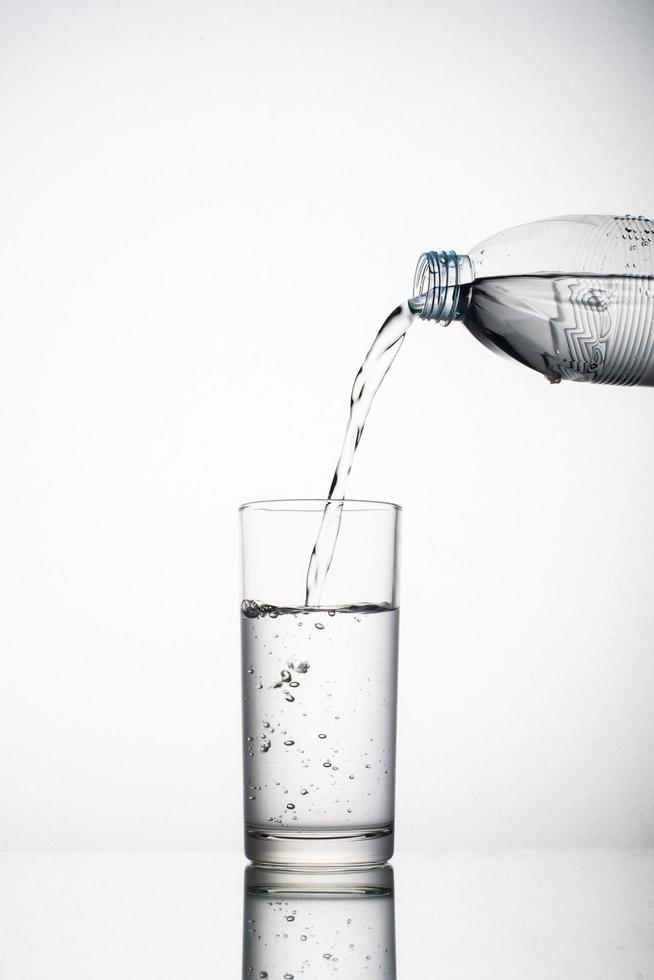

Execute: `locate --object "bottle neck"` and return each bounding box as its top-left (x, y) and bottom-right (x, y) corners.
top-left (409, 251), bottom-right (474, 324)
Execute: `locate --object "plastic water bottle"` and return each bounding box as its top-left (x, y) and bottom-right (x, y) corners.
top-left (410, 214), bottom-right (654, 385)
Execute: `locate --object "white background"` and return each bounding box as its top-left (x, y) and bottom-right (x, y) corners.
top-left (1, 0), bottom-right (653, 851)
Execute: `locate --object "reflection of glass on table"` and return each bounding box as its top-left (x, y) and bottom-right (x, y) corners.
top-left (242, 863), bottom-right (397, 979)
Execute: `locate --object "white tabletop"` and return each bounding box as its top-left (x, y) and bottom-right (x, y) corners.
top-left (1, 850), bottom-right (652, 978)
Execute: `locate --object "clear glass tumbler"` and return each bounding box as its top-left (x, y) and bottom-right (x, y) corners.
top-left (240, 499), bottom-right (401, 867)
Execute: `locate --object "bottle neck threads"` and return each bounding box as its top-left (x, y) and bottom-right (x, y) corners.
top-left (409, 250), bottom-right (473, 324)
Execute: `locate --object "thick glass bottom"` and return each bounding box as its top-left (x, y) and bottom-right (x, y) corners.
top-left (245, 823), bottom-right (394, 869)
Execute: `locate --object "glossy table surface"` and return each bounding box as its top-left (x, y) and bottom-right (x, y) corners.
top-left (1, 850), bottom-right (652, 978)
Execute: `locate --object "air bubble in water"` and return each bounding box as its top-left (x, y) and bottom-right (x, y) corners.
top-left (300, 788), bottom-right (308, 795)
top-left (241, 600), bottom-right (260, 618)
top-left (287, 803), bottom-right (295, 810)
top-left (284, 740), bottom-right (295, 746)
top-left (300, 934), bottom-right (307, 941)
top-left (323, 761), bottom-right (332, 768)
top-left (260, 739), bottom-right (271, 752)
top-left (281, 670), bottom-right (291, 682)
top-left (328, 610), bottom-right (335, 617)
top-left (318, 733), bottom-right (327, 739)
top-left (315, 622), bottom-right (325, 630)
top-left (289, 681), bottom-right (300, 688)
top-left (286, 915), bottom-right (295, 921)
top-left (284, 693), bottom-right (295, 703)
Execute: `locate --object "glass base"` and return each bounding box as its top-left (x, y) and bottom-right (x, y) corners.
top-left (245, 824), bottom-right (394, 869)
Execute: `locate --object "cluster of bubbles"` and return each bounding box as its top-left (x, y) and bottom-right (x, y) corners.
top-left (271, 660), bottom-right (311, 703)
top-left (242, 600), bottom-right (278, 619)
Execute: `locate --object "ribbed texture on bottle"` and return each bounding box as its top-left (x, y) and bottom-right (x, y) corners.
top-left (409, 251), bottom-right (471, 324)
top-left (551, 275), bottom-right (654, 386)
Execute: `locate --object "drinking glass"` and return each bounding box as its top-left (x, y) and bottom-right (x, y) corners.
top-left (240, 499), bottom-right (401, 867)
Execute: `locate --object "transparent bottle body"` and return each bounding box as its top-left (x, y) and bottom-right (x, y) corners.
top-left (416, 215), bottom-right (654, 385)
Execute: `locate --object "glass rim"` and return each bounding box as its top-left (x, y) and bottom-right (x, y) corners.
top-left (239, 498), bottom-right (402, 513)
